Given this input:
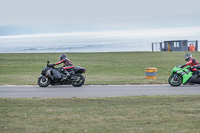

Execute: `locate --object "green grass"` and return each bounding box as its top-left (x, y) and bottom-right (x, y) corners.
top-left (0, 52), bottom-right (200, 85)
top-left (0, 96), bottom-right (200, 133)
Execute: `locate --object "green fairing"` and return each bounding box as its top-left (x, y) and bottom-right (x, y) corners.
top-left (182, 72), bottom-right (193, 84)
top-left (171, 66), bottom-right (193, 84)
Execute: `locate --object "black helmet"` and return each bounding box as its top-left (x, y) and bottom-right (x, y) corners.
top-left (185, 53), bottom-right (192, 61)
top-left (59, 54), bottom-right (66, 61)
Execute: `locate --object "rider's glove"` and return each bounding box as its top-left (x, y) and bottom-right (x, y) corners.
top-left (48, 64), bottom-right (55, 67)
top-left (180, 64), bottom-right (186, 68)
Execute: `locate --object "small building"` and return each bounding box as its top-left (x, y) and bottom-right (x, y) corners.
top-left (152, 40), bottom-right (198, 51)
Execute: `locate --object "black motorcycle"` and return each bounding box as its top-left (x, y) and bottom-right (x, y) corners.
top-left (38, 61), bottom-right (86, 87)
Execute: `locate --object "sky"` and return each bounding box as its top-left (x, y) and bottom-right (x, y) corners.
top-left (0, 0), bottom-right (200, 35)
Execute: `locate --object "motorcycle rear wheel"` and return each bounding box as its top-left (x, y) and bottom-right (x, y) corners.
top-left (38, 76), bottom-right (51, 87)
top-left (168, 74), bottom-right (183, 87)
top-left (71, 74), bottom-right (85, 87)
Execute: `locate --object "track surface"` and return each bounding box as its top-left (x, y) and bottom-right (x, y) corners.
top-left (0, 84), bottom-right (200, 98)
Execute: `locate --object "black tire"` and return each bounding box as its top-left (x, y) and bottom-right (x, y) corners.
top-left (38, 76), bottom-right (51, 87)
top-left (168, 74), bottom-right (183, 87)
top-left (71, 74), bottom-right (85, 87)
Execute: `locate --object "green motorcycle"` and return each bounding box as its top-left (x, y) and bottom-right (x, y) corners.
top-left (168, 65), bottom-right (200, 87)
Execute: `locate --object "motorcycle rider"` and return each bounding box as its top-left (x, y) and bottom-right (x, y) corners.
top-left (181, 53), bottom-right (200, 78)
top-left (50, 54), bottom-right (74, 81)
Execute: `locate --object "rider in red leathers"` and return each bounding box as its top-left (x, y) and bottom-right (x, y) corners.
top-left (54, 54), bottom-right (74, 71)
top-left (181, 53), bottom-right (200, 78)
top-left (49, 54), bottom-right (74, 81)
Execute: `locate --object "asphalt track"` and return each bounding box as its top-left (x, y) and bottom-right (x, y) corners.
top-left (0, 84), bottom-right (200, 98)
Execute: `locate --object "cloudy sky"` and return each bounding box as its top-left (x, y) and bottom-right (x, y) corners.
top-left (0, 0), bottom-right (200, 35)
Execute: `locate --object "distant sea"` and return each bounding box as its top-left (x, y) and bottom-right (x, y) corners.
top-left (0, 28), bottom-right (200, 53)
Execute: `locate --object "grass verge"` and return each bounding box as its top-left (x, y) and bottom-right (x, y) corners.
top-left (0, 52), bottom-right (200, 85)
top-left (0, 95), bottom-right (200, 133)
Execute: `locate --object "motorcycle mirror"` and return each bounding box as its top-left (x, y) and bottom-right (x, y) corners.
top-left (47, 61), bottom-right (49, 64)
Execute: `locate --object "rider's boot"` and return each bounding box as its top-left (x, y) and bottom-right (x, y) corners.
top-left (192, 73), bottom-right (197, 79)
top-left (196, 70), bottom-right (200, 79)
top-left (69, 71), bottom-right (75, 75)
top-left (64, 71), bottom-right (70, 77)
top-left (60, 71), bottom-right (70, 81)
top-left (191, 70), bottom-right (200, 79)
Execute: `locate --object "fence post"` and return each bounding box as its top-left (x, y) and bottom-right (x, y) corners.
top-left (196, 40), bottom-right (198, 51)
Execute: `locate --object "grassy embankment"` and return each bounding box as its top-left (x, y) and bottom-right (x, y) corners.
top-left (1, 52), bottom-right (200, 132)
top-left (0, 52), bottom-right (200, 85)
top-left (0, 96), bottom-right (200, 133)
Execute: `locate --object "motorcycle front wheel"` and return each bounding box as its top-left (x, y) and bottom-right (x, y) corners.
top-left (38, 76), bottom-right (51, 87)
top-left (168, 74), bottom-right (183, 87)
top-left (71, 74), bottom-right (85, 87)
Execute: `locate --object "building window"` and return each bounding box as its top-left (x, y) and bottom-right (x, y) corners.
top-left (174, 42), bottom-right (180, 47)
